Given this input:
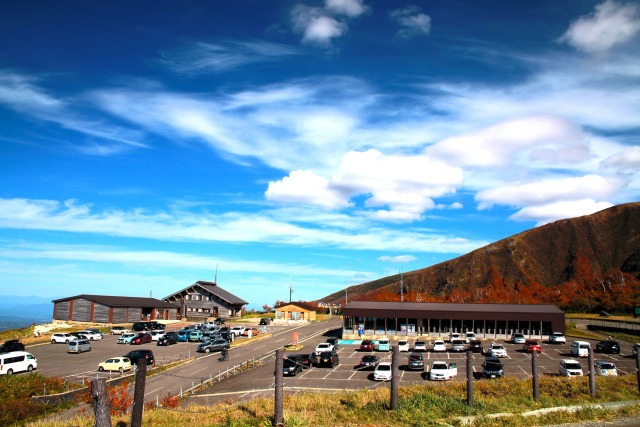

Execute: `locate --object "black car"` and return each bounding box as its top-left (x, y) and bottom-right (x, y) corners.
top-left (358, 355), bottom-right (380, 370)
top-left (215, 318), bottom-right (226, 325)
top-left (0, 339), bottom-right (25, 353)
top-left (283, 358), bottom-right (303, 376)
top-left (326, 337), bottom-right (340, 350)
top-left (287, 354), bottom-right (312, 369)
top-left (157, 332), bottom-right (178, 346)
top-left (317, 350), bottom-right (340, 367)
top-left (482, 356), bottom-right (504, 378)
top-left (596, 340), bottom-right (621, 354)
top-left (407, 353), bottom-right (425, 371)
top-left (469, 340), bottom-right (484, 353)
top-left (123, 349), bottom-right (155, 366)
top-left (259, 318), bottom-right (272, 325)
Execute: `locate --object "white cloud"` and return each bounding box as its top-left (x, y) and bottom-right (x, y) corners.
top-left (265, 170), bottom-right (351, 209)
top-left (267, 149), bottom-right (464, 221)
top-left (378, 255), bottom-right (417, 263)
top-left (601, 145), bottom-right (640, 170)
top-left (291, 5), bottom-right (347, 46)
top-left (389, 6), bottom-right (431, 38)
top-left (159, 41), bottom-right (300, 75)
top-left (559, 0), bottom-right (640, 54)
top-left (325, 0), bottom-right (368, 18)
top-left (509, 199), bottom-right (615, 225)
top-left (476, 174), bottom-right (626, 210)
top-left (426, 115), bottom-right (591, 168)
top-left (0, 197), bottom-right (487, 254)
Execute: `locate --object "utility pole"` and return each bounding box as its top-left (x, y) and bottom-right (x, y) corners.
top-left (214, 262), bottom-right (218, 284)
top-left (400, 267), bottom-right (404, 302)
top-left (288, 275), bottom-right (293, 303)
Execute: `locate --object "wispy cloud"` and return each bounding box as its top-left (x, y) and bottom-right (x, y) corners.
top-left (290, 0), bottom-right (369, 46)
top-left (389, 5), bottom-right (431, 38)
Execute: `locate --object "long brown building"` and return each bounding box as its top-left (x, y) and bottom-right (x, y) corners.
top-left (52, 295), bottom-right (178, 323)
top-left (342, 301), bottom-right (565, 340)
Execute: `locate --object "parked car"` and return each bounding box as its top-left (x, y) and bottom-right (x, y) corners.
top-left (449, 332), bottom-right (461, 342)
top-left (230, 326), bottom-right (246, 336)
top-left (432, 340), bottom-right (447, 352)
top-left (149, 331), bottom-right (166, 341)
top-left (397, 340), bottom-right (409, 352)
top-left (596, 340), bottom-right (620, 354)
top-left (429, 361), bottom-right (457, 381)
top-left (317, 350), bottom-right (339, 367)
top-left (482, 357), bottom-right (504, 379)
top-left (359, 340), bottom-right (373, 351)
top-left (523, 340), bottom-right (542, 353)
top-left (51, 333), bottom-right (75, 344)
top-left (469, 340), bottom-right (484, 353)
top-left (0, 351), bottom-right (38, 375)
top-left (512, 333), bottom-right (526, 344)
top-left (197, 339), bottom-right (230, 353)
top-left (131, 333), bottom-right (152, 345)
top-left (259, 318), bottom-right (272, 325)
top-left (451, 340), bottom-right (466, 352)
top-left (242, 327), bottom-right (259, 337)
top-left (283, 358), bottom-right (303, 376)
top-left (188, 331), bottom-right (204, 342)
top-left (110, 326), bottom-right (131, 335)
top-left (465, 332), bottom-right (476, 343)
top-left (373, 362), bottom-right (392, 381)
top-left (287, 354), bottom-right (312, 369)
top-left (549, 332), bottom-right (566, 344)
top-left (117, 333), bottom-right (136, 344)
top-left (376, 339), bottom-right (390, 352)
top-left (407, 353), bottom-right (424, 371)
top-left (414, 341), bottom-right (428, 352)
top-left (132, 322), bottom-right (153, 332)
top-left (571, 341), bottom-right (591, 357)
top-left (358, 355), bottom-right (380, 370)
top-left (157, 332), bottom-right (178, 346)
top-left (314, 342), bottom-right (334, 356)
top-left (176, 330), bottom-right (190, 342)
top-left (559, 359), bottom-right (583, 377)
top-left (0, 340), bottom-right (25, 354)
top-left (594, 361), bottom-right (617, 376)
top-left (67, 339), bottom-right (92, 354)
top-left (214, 317), bottom-right (226, 325)
top-left (489, 344), bottom-right (507, 358)
top-left (326, 337), bottom-right (340, 350)
top-left (98, 357), bottom-right (132, 373)
top-left (123, 349), bottom-right (155, 366)
top-left (78, 330), bottom-right (102, 340)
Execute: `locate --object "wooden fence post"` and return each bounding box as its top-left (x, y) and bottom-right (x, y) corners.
top-left (90, 378), bottom-right (111, 427)
top-left (131, 358), bottom-right (147, 427)
top-left (466, 350), bottom-right (473, 406)
top-left (531, 350), bottom-right (539, 400)
top-left (274, 349), bottom-right (284, 427)
top-left (390, 345), bottom-right (399, 410)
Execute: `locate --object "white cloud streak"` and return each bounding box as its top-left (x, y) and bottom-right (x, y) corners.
top-left (389, 5), bottom-right (431, 38)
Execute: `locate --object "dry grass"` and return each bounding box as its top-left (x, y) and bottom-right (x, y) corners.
top-left (26, 375), bottom-right (640, 427)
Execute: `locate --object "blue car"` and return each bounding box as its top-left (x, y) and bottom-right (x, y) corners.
top-left (177, 330), bottom-right (190, 342)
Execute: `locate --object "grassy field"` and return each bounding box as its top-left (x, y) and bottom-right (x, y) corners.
top-left (25, 375), bottom-right (640, 427)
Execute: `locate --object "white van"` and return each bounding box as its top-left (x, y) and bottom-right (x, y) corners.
top-left (559, 359), bottom-right (583, 377)
top-left (0, 351), bottom-right (38, 375)
top-left (68, 339), bottom-right (92, 354)
top-left (570, 341), bottom-right (591, 357)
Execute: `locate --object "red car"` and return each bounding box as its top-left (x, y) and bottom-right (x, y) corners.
top-left (359, 340), bottom-right (373, 351)
top-left (131, 333), bottom-right (152, 345)
top-left (523, 340), bottom-right (542, 353)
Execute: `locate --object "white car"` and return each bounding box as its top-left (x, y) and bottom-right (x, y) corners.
top-left (98, 356), bottom-right (132, 373)
top-left (429, 361), bottom-right (458, 381)
top-left (594, 361), bottom-right (617, 376)
top-left (51, 333), bottom-right (75, 344)
top-left (550, 332), bottom-right (566, 344)
top-left (314, 342), bottom-right (334, 356)
top-left (489, 344), bottom-right (507, 358)
top-left (397, 340), bottom-right (409, 352)
top-left (373, 362), bottom-right (392, 381)
top-left (230, 326), bottom-right (246, 336)
top-left (464, 332), bottom-right (476, 343)
top-left (559, 359), bottom-right (583, 377)
top-left (432, 340), bottom-right (447, 352)
top-left (110, 326), bottom-right (131, 335)
top-left (449, 333), bottom-right (461, 342)
top-left (413, 341), bottom-right (427, 352)
top-left (78, 330), bottom-right (102, 340)
top-left (149, 331), bottom-right (166, 341)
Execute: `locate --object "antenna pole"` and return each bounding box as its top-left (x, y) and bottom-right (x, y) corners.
top-left (289, 275), bottom-right (293, 303)
top-left (214, 262), bottom-right (218, 284)
top-left (400, 267), bottom-right (403, 302)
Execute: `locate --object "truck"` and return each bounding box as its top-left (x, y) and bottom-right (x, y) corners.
top-left (429, 361), bottom-right (457, 380)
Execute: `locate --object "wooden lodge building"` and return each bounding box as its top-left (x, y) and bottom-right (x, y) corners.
top-left (52, 280), bottom-right (248, 324)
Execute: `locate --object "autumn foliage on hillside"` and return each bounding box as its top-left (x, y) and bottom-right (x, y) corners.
top-left (359, 264), bottom-right (640, 313)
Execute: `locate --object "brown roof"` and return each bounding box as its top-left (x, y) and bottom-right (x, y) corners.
top-left (52, 294), bottom-right (177, 308)
top-left (163, 281), bottom-right (248, 305)
top-left (275, 301), bottom-right (318, 311)
top-left (344, 301), bottom-right (563, 314)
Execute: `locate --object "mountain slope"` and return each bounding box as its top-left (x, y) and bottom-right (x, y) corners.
top-left (321, 202), bottom-right (640, 304)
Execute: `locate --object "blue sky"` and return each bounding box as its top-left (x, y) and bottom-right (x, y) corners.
top-left (1, 0), bottom-right (639, 310)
